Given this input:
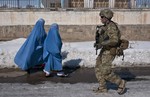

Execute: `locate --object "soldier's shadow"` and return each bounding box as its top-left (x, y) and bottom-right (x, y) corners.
top-left (107, 68), bottom-right (136, 92)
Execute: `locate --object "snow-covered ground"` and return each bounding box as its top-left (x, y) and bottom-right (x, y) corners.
top-left (0, 38), bottom-right (150, 97)
top-left (0, 38), bottom-right (150, 68)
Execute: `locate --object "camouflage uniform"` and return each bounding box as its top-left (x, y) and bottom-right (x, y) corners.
top-left (94, 9), bottom-right (126, 94)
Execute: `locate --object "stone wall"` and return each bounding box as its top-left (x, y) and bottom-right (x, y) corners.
top-left (0, 9), bottom-right (150, 41)
top-left (0, 25), bottom-right (149, 41)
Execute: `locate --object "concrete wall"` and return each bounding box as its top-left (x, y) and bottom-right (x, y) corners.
top-left (1, 9), bottom-right (150, 25)
top-left (0, 9), bottom-right (150, 41)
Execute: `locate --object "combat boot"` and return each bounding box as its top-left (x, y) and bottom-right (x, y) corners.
top-left (117, 80), bottom-right (126, 95)
top-left (93, 87), bottom-right (108, 93)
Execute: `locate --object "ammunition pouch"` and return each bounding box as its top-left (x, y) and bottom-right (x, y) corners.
top-left (119, 39), bottom-right (129, 50)
top-left (116, 39), bottom-right (129, 56)
top-left (102, 45), bottom-right (117, 55)
top-left (116, 48), bottom-right (124, 56)
top-left (116, 39), bottom-right (129, 60)
top-left (103, 39), bottom-right (129, 57)
top-left (110, 47), bottom-right (117, 55)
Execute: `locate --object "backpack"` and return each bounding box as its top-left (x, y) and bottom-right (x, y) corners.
top-left (116, 39), bottom-right (129, 60)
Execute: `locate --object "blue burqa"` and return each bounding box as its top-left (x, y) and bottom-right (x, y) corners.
top-left (14, 18), bottom-right (47, 70)
top-left (43, 23), bottom-right (63, 74)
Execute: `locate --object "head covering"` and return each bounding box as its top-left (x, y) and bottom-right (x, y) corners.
top-left (43, 23), bottom-right (63, 74)
top-left (99, 9), bottom-right (114, 20)
top-left (14, 18), bottom-right (47, 70)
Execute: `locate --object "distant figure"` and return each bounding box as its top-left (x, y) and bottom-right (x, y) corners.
top-left (93, 9), bottom-right (126, 95)
top-left (14, 18), bottom-right (47, 72)
top-left (43, 23), bottom-right (68, 77)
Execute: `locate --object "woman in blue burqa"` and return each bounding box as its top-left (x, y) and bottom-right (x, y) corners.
top-left (14, 18), bottom-right (47, 72)
top-left (43, 23), bottom-right (68, 77)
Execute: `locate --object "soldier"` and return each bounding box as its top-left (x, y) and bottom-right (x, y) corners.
top-left (93, 9), bottom-right (126, 95)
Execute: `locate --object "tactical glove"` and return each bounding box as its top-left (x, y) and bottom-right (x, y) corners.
top-left (94, 43), bottom-right (102, 49)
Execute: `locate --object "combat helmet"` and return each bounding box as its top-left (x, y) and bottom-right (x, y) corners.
top-left (99, 9), bottom-right (113, 20)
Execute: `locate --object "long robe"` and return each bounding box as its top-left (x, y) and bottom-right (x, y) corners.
top-left (14, 18), bottom-right (47, 70)
top-left (43, 23), bottom-right (63, 74)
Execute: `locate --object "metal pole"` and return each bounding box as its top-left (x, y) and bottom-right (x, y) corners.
top-left (130, 0), bottom-right (135, 8)
top-left (46, 0), bottom-right (47, 8)
top-left (39, 0), bottom-right (41, 8)
top-left (109, 0), bottom-right (115, 8)
top-left (61, 0), bottom-right (65, 8)
top-left (17, 0), bottom-right (19, 8)
top-left (29, 0), bottom-right (30, 6)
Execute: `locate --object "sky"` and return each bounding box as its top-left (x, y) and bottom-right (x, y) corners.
top-left (0, 38), bottom-right (150, 68)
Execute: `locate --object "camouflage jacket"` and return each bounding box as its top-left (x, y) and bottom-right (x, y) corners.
top-left (99, 21), bottom-right (121, 49)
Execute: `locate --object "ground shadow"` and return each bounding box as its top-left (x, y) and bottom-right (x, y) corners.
top-left (61, 51), bottom-right (69, 60)
top-left (26, 65), bottom-right (44, 74)
top-left (0, 67), bottom-right (150, 85)
top-left (63, 58), bottom-right (82, 74)
top-left (63, 59), bottom-right (82, 67)
top-left (114, 67), bottom-right (136, 81)
top-left (107, 67), bottom-right (136, 91)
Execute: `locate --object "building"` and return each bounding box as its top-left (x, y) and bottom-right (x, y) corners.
top-left (41, 0), bottom-right (150, 9)
top-left (0, 0), bottom-right (149, 9)
top-left (41, 0), bottom-right (69, 8)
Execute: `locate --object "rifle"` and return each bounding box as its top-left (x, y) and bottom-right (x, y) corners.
top-left (94, 25), bottom-right (101, 55)
top-left (94, 26), bottom-right (101, 55)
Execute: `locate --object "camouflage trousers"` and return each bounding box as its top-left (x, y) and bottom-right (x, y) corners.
top-left (95, 49), bottom-right (122, 90)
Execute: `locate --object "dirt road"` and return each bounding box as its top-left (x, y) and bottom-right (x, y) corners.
top-left (0, 67), bottom-right (150, 84)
